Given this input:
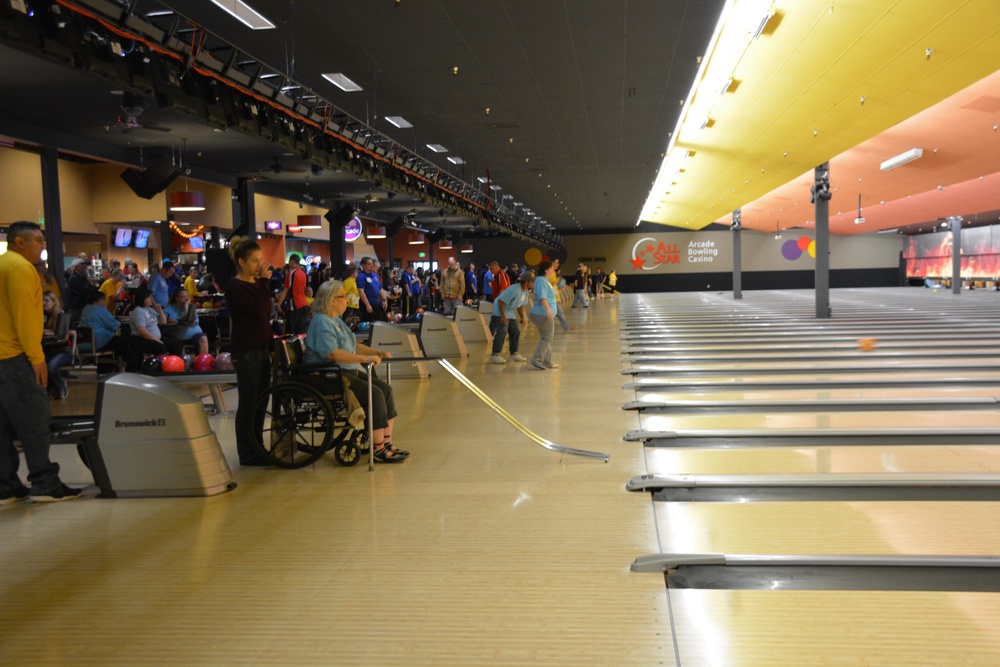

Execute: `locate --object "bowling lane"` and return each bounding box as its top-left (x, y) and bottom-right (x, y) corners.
top-left (637, 409), bottom-right (1000, 434)
top-left (634, 385), bottom-right (1000, 404)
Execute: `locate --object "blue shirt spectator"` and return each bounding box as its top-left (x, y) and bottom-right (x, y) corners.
top-left (164, 302), bottom-right (204, 341)
top-left (356, 268), bottom-right (382, 306)
top-left (79, 302), bottom-right (122, 350)
top-left (304, 312), bottom-right (359, 371)
top-left (148, 271), bottom-right (169, 307)
top-left (483, 269), bottom-right (493, 298)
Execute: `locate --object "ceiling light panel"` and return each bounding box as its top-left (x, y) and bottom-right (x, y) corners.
top-left (209, 0), bottom-right (275, 30)
top-left (322, 73), bottom-right (363, 92)
top-left (426, 144), bottom-right (448, 153)
top-left (385, 116), bottom-right (412, 129)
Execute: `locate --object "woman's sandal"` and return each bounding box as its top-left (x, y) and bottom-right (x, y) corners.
top-left (373, 446), bottom-right (408, 463)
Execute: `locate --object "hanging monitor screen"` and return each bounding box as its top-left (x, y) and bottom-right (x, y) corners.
top-left (133, 229), bottom-right (151, 249)
top-left (113, 228), bottom-right (133, 248)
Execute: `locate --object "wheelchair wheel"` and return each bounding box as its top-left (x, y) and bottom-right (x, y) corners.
top-left (249, 381), bottom-right (334, 468)
top-left (352, 428), bottom-right (370, 453)
top-left (332, 441), bottom-right (361, 467)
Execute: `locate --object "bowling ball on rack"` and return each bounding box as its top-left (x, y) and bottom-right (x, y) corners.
top-left (393, 313), bottom-right (403, 324)
top-left (416, 307), bottom-right (425, 314)
top-left (857, 337), bottom-right (878, 352)
top-left (161, 355), bottom-right (185, 373)
top-left (413, 313), bottom-right (422, 322)
top-left (140, 356), bottom-right (162, 373)
top-left (156, 353), bottom-right (168, 362)
top-left (356, 321), bottom-right (372, 333)
top-left (194, 353), bottom-right (216, 372)
top-left (181, 354), bottom-right (194, 371)
top-left (215, 352), bottom-right (234, 371)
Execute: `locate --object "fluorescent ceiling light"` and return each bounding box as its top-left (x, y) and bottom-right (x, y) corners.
top-left (322, 73), bottom-right (363, 92)
top-left (490, 184), bottom-right (502, 191)
top-left (209, 0), bottom-right (275, 30)
top-left (880, 148), bottom-right (923, 171)
top-left (426, 144), bottom-right (448, 153)
top-left (477, 177), bottom-right (489, 183)
top-left (145, 10), bottom-right (174, 17)
top-left (447, 157), bottom-right (465, 164)
top-left (385, 116), bottom-right (412, 129)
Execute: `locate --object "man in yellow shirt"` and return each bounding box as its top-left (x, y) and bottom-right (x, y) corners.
top-left (0, 221), bottom-right (82, 503)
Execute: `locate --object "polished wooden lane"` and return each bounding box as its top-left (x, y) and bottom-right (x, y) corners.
top-left (3, 299), bottom-right (678, 666)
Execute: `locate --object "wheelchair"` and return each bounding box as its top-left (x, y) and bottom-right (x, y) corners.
top-left (247, 336), bottom-right (369, 469)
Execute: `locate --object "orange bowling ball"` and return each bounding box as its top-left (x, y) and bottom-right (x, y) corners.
top-left (857, 337), bottom-right (878, 352)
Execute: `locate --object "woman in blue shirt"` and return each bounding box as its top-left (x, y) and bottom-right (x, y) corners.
top-left (528, 261), bottom-right (559, 370)
top-left (163, 288), bottom-right (209, 356)
top-left (305, 280), bottom-right (408, 463)
top-left (79, 291), bottom-right (128, 363)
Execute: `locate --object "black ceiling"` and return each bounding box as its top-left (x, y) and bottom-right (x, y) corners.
top-left (0, 0), bottom-right (725, 240)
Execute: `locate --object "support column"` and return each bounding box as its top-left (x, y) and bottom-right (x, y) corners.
top-left (39, 146), bottom-right (66, 295)
top-left (732, 209), bottom-right (742, 300)
top-left (238, 178), bottom-right (256, 236)
top-left (951, 216), bottom-right (963, 295)
top-left (813, 163), bottom-right (831, 319)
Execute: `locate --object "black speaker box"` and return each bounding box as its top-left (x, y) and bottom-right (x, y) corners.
top-left (120, 155), bottom-right (180, 199)
top-left (324, 206), bottom-right (355, 228)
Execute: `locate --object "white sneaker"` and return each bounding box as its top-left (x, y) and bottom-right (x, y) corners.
top-left (510, 353), bottom-right (527, 362)
top-left (490, 354), bottom-right (507, 364)
top-left (546, 362), bottom-right (560, 369)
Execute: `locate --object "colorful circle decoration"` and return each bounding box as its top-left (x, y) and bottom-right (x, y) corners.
top-left (782, 236), bottom-right (816, 261)
top-left (523, 247), bottom-right (543, 266)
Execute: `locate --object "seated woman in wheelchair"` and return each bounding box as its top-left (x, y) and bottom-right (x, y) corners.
top-left (304, 280), bottom-right (410, 463)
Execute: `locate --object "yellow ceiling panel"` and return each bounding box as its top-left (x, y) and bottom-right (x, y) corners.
top-left (642, 0), bottom-right (1000, 230)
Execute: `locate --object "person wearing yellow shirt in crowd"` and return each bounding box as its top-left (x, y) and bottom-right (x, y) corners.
top-left (99, 268), bottom-right (125, 311)
top-left (0, 221), bottom-right (83, 503)
top-left (342, 265), bottom-right (361, 323)
top-left (184, 267), bottom-right (200, 298)
top-left (34, 260), bottom-right (61, 306)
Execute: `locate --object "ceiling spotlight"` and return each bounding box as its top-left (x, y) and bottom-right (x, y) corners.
top-left (452, 66), bottom-right (458, 76)
top-left (484, 107), bottom-right (491, 115)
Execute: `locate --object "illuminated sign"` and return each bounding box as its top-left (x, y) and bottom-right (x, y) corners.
top-left (287, 225), bottom-right (302, 233)
top-left (344, 216), bottom-right (363, 242)
top-left (265, 220), bottom-right (282, 231)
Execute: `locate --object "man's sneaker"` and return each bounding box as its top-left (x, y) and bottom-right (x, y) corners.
top-left (546, 362), bottom-right (561, 369)
top-left (490, 354), bottom-right (507, 365)
top-left (510, 353), bottom-right (527, 362)
top-left (0, 485), bottom-right (30, 506)
top-left (30, 484), bottom-right (83, 503)
top-left (530, 361), bottom-right (547, 370)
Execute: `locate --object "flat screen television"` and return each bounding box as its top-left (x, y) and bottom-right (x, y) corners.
top-left (188, 235), bottom-right (205, 250)
top-left (133, 229), bottom-right (151, 249)
top-left (265, 220), bottom-right (282, 231)
top-left (113, 228), bottom-right (133, 248)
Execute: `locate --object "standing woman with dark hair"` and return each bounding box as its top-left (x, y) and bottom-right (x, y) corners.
top-left (226, 237), bottom-right (274, 467)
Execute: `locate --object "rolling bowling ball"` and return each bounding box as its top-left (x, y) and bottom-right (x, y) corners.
top-left (356, 322), bottom-right (372, 332)
top-left (161, 355), bottom-right (185, 373)
top-left (140, 356), bottom-right (162, 373)
top-left (857, 337), bottom-right (878, 352)
top-left (181, 354), bottom-right (194, 371)
top-left (215, 352), bottom-right (234, 371)
top-left (416, 307), bottom-right (424, 314)
top-left (194, 353), bottom-right (216, 372)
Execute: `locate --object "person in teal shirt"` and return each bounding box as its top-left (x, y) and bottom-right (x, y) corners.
top-left (305, 280), bottom-right (408, 463)
top-left (528, 261), bottom-right (559, 370)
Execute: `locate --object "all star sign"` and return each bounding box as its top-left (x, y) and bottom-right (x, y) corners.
top-left (344, 216), bottom-right (363, 242)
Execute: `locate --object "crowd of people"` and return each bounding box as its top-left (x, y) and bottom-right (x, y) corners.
top-left (2, 223), bottom-right (621, 497)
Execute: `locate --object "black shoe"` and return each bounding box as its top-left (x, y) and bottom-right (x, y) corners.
top-left (30, 484), bottom-right (83, 502)
top-left (373, 446), bottom-right (408, 463)
top-left (0, 485), bottom-right (30, 506)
